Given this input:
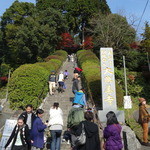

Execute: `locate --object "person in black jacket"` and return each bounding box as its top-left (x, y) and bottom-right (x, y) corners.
top-left (19, 104), bottom-right (36, 132)
top-left (4, 117), bottom-right (30, 150)
top-left (75, 111), bottom-right (100, 150)
top-left (48, 71), bottom-right (57, 95)
top-left (72, 76), bottom-right (80, 94)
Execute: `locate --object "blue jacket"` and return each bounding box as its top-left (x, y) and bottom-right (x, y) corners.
top-left (31, 117), bottom-right (47, 148)
top-left (73, 91), bottom-right (87, 106)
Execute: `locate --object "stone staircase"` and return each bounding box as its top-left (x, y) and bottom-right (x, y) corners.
top-left (41, 60), bottom-right (77, 150)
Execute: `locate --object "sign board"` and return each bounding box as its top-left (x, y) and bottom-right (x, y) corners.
top-left (100, 48), bottom-right (117, 110)
top-left (124, 96), bottom-right (132, 109)
top-left (0, 119), bottom-right (17, 150)
top-left (98, 47), bottom-right (125, 123)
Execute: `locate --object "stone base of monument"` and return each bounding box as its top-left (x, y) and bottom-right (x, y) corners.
top-left (98, 110), bottom-right (125, 123)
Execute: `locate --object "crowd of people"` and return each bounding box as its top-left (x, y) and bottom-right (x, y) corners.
top-left (4, 55), bottom-right (150, 150)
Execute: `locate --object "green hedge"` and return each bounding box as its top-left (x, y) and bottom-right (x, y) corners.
top-left (8, 50), bottom-right (67, 109)
top-left (77, 50), bottom-right (123, 108)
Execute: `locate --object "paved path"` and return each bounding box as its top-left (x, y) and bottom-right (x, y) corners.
top-left (41, 60), bottom-right (77, 150)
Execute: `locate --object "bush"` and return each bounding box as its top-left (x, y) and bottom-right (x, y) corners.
top-left (77, 50), bottom-right (124, 108)
top-left (54, 50), bottom-right (68, 58)
top-left (8, 50), bottom-right (67, 109)
top-left (0, 63), bottom-right (11, 77)
top-left (9, 64), bottom-right (49, 109)
top-left (115, 68), bottom-right (150, 104)
top-left (45, 55), bottom-right (64, 62)
top-left (45, 50), bottom-right (67, 62)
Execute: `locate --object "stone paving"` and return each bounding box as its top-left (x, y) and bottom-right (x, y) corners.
top-left (41, 60), bottom-right (77, 150)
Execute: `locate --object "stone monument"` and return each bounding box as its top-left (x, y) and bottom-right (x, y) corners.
top-left (98, 48), bottom-right (125, 123)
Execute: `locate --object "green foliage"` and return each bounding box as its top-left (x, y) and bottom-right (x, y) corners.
top-left (115, 68), bottom-right (150, 103)
top-left (1, 1), bottom-right (35, 27)
top-left (0, 87), bottom-right (7, 99)
top-left (141, 22), bottom-right (150, 53)
top-left (0, 63), bottom-right (11, 77)
top-left (77, 50), bottom-right (124, 107)
top-left (65, 0), bottom-right (110, 33)
top-left (54, 50), bottom-right (68, 59)
top-left (36, 0), bottom-right (66, 12)
top-left (9, 64), bottom-right (49, 109)
top-left (0, 30), bottom-right (3, 64)
top-left (1, 1), bottom-right (68, 67)
top-left (8, 50), bottom-right (67, 109)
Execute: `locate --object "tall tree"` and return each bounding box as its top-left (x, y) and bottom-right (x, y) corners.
top-left (141, 22), bottom-right (150, 53)
top-left (0, 29), bottom-right (4, 64)
top-left (89, 13), bottom-right (136, 50)
top-left (66, 0), bottom-right (111, 33)
top-left (1, 1), bottom-right (68, 67)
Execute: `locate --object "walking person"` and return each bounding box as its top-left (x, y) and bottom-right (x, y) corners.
top-left (48, 71), bottom-right (57, 95)
top-left (138, 98), bottom-right (150, 146)
top-left (48, 102), bottom-right (63, 150)
top-left (73, 68), bottom-right (83, 79)
top-left (72, 76), bottom-right (80, 94)
top-left (103, 111), bottom-right (123, 150)
top-left (31, 109), bottom-right (48, 150)
top-left (73, 88), bottom-right (87, 108)
top-left (67, 103), bottom-right (85, 149)
top-left (64, 70), bottom-right (69, 80)
top-left (4, 117), bottom-right (30, 150)
top-left (57, 71), bottom-right (65, 93)
top-left (19, 104), bottom-right (36, 132)
top-left (75, 111), bottom-right (100, 150)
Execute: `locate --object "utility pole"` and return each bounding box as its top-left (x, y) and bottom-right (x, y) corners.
top-left (123, 56), bottom-right (128, 96)
top-left (82, 22), bottom-right (85, 50)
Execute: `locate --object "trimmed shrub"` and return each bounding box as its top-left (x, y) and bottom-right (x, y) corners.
top-left (77, 50), bottom-right (124, 108)
top-left (9, 64), bottom-right (49, 109)
top-left (45, 55), bottom-right (64, 62)
top-left (45, 50), bottom-right (67, 62)
top-left (54, 50), bottom-right (68, 58)
top-left (8, 50), bottom-right (67, 109)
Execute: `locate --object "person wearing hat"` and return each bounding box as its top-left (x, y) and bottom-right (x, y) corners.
top-left (138, 97), bottom-right (150, 146)
top-left (48, 71), bottom-right (56, 95)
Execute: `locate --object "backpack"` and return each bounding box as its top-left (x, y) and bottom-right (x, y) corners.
top-left (67, 108), bottom-right (84, 128)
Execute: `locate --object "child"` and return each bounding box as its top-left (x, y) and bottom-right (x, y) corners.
top-left (64, 70), bottom-right (69, 80)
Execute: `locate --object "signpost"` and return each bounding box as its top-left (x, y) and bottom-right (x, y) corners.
top-left (0, 119), bottom-right (17, 150)
top-left (98, 48), bottom-right (124, 123)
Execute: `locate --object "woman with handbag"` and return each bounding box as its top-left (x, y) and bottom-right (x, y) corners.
top-left (75, 111), bottom-right (100, 150)
top-left (103, 111), bottom-right (123, 150)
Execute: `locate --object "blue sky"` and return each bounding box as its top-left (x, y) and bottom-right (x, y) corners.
top-left (107, 0), bottom-right (150, 37)
top-left (0, 0), bottom-right (149, 37)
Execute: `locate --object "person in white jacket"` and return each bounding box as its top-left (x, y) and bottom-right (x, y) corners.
top-left (57, 71), bottom-right (65, 93)
top-left (48, 102), bottom-right (63, 150)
